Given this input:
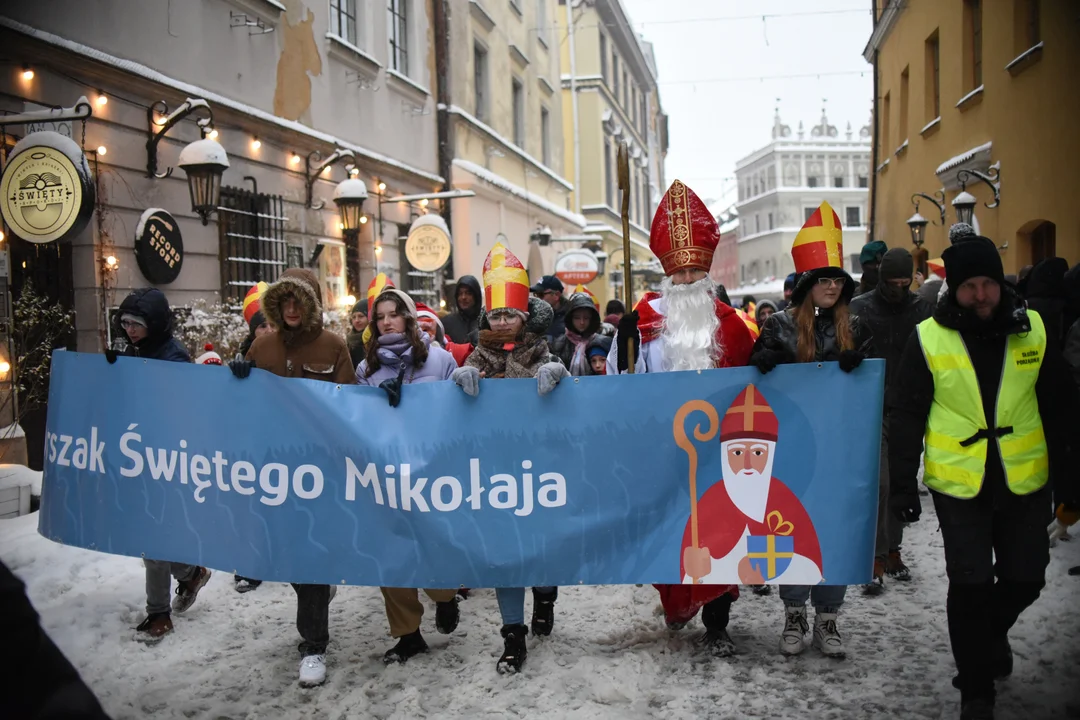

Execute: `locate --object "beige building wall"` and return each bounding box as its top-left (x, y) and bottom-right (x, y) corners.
top-left (556, 0), bottom-right (666, 310)
top-left (446, 0), bottom-right (580, 285)
top-left (866, 0), bottom-right (1079, 270)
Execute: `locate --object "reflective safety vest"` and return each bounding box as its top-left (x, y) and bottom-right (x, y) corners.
top-left (916, 310), bottom-right (1049, 499)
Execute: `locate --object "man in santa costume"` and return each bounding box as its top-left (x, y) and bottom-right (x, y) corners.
top-left (681, 385), bottom-right (823, 588)
top-left (608, 179), bottom-right (757, 656)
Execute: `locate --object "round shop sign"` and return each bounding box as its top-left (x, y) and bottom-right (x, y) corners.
top-left (0, 131), bottom-right (94, 244)
top-left (135, 208), bottom-right (184, 284)
top-left (405, 214), bottom-right (452, 272)
top-left (554, 249), bottom-right (600, 285)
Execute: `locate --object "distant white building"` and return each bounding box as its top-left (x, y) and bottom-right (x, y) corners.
top-left (732, 107), bottom-right (871, 294)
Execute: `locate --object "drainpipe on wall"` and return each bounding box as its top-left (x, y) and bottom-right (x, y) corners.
top-left (866, 0), bottom-right (879, 245)
top-left (433, 0), bottom-right (455, 285)
top-left (567, 0), bottom-right (581, 213)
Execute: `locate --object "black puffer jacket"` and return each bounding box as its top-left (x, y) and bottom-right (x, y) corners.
top-left (442, 275), bottom-right (483, 344)
top-left (1024, 257), bottom-right (1068, 346)
top-left (751, 304), bottom-right (873, 365)
top-left (889, 285), bottom-right (1079, 507)
top-left (550, 293), bottom-right (601, 373)
top-left (850, 288), bottom-right (933, 411)
top-left (547, 297), bottom-right (570, 344)
top-left (117, 288), bottom-right (190, 362)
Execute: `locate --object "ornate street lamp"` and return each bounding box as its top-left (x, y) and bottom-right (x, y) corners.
top-left (177, 137), bottom-right (230, 225)
top-left (906, 211), bottom-right (928, 248)
top-left (333, 177), bottom-right (369, 233)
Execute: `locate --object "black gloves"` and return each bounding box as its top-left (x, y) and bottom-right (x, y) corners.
top-left (616, 311), bottom-right (640, 373)
top-left (752, 349), bottom-right (785, 375)
top-left (379, 368), bottom-right (406, 408)
top-left (890, 492), bottom-right (922, 523)
top-left (838, 350), bottom-right (864, 373)
top-left (229, 354), bottom-right (254, 379)
top-left (104, 349), bottom-right (118, 364)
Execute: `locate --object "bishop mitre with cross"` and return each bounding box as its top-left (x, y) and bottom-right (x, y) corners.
top-left (682, 385), bottom-right (824, 586)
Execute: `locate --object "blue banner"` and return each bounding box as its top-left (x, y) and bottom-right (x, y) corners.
top-left (40, 351), bottom-right (883, 587)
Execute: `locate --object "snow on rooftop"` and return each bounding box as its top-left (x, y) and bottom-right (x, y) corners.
top-left (454, 159), bottom-right (585, 229)
top-left (936, 141), bottom-right (993, 176)
top-left (0, 16), bottom-right (443, 185)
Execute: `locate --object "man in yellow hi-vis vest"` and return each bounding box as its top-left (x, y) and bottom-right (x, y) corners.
top-left (888, 238), bottom-right (1079, 720)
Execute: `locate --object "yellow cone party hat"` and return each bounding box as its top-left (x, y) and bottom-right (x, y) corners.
top-left (482, 242), bottom-right (529, 313)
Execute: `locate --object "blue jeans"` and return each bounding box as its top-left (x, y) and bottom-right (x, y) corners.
top-left (779, 584), bottom-right (847, 613)
top-left (495, 587), bottom-right (556, 626)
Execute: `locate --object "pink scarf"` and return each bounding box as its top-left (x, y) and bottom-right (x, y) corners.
top-left (565, 329), bottom-right (591, 376)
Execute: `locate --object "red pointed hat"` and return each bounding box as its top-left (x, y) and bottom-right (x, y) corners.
top-left (649, 180), bottom-right (719, 276)
top-left (791, 201), bottom-right (844, 275)
top-left (720, 384), bottom-right (778, 442)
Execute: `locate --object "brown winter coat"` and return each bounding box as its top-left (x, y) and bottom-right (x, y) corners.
top-left (245, 268), bottom-right (356, 385)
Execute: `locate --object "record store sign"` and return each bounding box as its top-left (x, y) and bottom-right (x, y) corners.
top-left (135, 208), bottom-right (184, 284)
top-left (0, 131), bottom-right (94, 244)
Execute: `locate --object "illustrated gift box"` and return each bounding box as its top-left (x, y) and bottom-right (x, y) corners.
top-left (746, 534), bottom-right (795, 581)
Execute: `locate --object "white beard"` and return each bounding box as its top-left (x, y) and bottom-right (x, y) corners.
top-left (660, 276), bottom-right (722, 371)
top-left (721, 441), bottom-right (776, 522)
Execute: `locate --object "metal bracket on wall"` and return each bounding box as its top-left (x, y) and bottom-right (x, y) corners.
top-left (304, 148), bottom-right (356, 209)
top-left (956, 162), bottom-right (1001, 210)
top-left (345, 71), bottom-right (381, 92)
top-left (230, 12), bottom-right (274, 35)
top-left (146, 98), bottom-right (214, 178)
top-left (0, 95), bottom-right (93, 129)
top-left (910, 191), bottom-right (946, 226)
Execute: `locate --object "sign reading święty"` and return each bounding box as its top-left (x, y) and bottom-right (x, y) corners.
top-left (0, 131), bottom-right (94, 244)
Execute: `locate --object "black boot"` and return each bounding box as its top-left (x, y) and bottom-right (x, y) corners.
top-left (497, 624), bottom-right (528, 674)
top-left (383, 630), bottom-right (429, 664)
top-left (698, 595), bottom-right (736, 657)
top-left (435, 597), bottom-right (460, 634)
top-left (960, 696), bottom-right (995, 720)
top-left (531, 587), bottom-right (557, 637)
top-left (991, 636), bottom-right (1013, 679)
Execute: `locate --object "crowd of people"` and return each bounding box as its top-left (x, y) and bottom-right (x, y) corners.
top-left (50, 179), bottom-right (1076, 720)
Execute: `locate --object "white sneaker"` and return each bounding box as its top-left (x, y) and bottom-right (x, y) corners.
top-left (779, 605), bottom-right (808, 656)
top-left (812, 612), bottom-right (846, 659)
top-left (298, 654), bottom-right (327, 686)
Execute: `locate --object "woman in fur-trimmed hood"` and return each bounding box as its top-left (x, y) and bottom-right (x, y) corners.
top-left (244, 268), bottom-right (355, 385)
top-left (231, 267), bottom-right (354, 687)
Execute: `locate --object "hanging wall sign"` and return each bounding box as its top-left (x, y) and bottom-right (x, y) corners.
top-left (134, 208), bottom-right (184, 284)
top-left (405, 214), bottom-right (452, 272)
top-left (0, 131), bottom-right (94, 244)
top-left (554, 249), bottom-right (600, 285)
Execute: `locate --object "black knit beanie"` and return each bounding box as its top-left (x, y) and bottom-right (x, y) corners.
top-left (942, 237), bottom-right (1004, 291)
top-left (879, 248), bottom-right (914, 281)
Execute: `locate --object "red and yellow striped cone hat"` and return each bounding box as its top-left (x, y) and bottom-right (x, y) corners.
top-left (367, 273), bottom-right (395, 309)
top-left (242, 281), bottom-right (269, 324)
top-left (792, 201), bottom-right (844, 275)
top-left (483, 242), bottom-right (529, 314)
top-left (571, 283), bottom-right (599, 310)
top-left (789, 201), bottom-right (854, 305)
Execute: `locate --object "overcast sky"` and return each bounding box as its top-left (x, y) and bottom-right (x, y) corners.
top-left (619, 0), bottom-right (875, 210)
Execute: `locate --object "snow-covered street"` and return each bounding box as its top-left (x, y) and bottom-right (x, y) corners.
top-left (3, 493), bottom-right (1078, 720)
